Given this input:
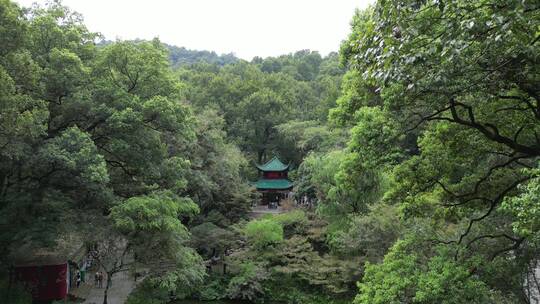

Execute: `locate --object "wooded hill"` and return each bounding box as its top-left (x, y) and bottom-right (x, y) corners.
top-left (1, 0), bottom-right (539, 304)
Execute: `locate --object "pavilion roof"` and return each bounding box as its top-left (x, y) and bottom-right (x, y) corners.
top-left (254, 178), bottom-right (293, 190)
top-left (256, 156), bottom-right (289, 172)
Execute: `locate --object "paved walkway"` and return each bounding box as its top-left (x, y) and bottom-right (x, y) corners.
top-left (249, 205), bottom-right (287, 218)
top-left (71, 271), bottom-right (136, 304)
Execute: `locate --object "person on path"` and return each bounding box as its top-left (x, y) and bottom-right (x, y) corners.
top-left (76, 271), bottom-right (81, 288)
top-left (98, 271), bottom-right (104, 288)
top-left (80, 262), bottom-right (86, 284)
top-left (94, 271), bottom-right (99, 287)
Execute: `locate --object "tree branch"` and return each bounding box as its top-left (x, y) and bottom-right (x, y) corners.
top-left (449, 98), bottom-right (540, 156)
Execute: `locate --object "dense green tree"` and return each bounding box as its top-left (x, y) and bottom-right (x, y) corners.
top-left (226, 262), bottom-right (268, 301)
top-left (178, 51), bottom-right (345, 165)
top-left (108, 192), bottom-right (204, 295)
top-left (234, 88), bottom-right (291, 163)
top-left (0, 4), bottom-right (212, 304)
top-left (8, 0), bottom-right (540, 303)
top-left (337, 0), bottom-right (540, 302)
top-left (190, 222), bottom-right (237, 258)
top-left (244, 218), bottom-right (284, 248)
top-left (501, 164), bottom-right (540, 239)
top-left (275, 120), bottom-right (348, 165)
top-left (1, 1), bottom-right (106, 251)
top-left (356, 238), bottom-right (493, 304)
top-left (178, 109), bottom-right (253, 226)
top-left (166, 44), bottom-right (238, 67)
top-left (330, 203), bottom-right (402, 261)
top-left (0, 0), bottom-right (26, 57)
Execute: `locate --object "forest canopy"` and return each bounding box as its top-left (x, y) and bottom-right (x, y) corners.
top-left (0, 0), bottom-right (539, 304)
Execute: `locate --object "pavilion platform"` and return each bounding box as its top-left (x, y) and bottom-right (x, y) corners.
top-left (249, 205), bottom-right (286, 218)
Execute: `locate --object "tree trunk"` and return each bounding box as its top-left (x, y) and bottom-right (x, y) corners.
top-left (1, 172), bottom-right (8, 199)
top-left (102, 272), bottom-right (113, 304)
top-left (257, 149), bottom-right (266, 164)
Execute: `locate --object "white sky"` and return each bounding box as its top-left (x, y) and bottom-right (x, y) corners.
top-left (14, 0), bottom-right (372, 60)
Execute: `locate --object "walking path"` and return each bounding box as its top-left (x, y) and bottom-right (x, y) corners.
top-left (249, 205), bottom-right (286, 218)
top-left (71, 271), bottom-right (136, 304)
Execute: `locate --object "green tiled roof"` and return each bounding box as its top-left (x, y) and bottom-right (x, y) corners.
top-left (255, 179), bottom-right (293, 190)
top-left (256, 157), bottom-right (289, 172)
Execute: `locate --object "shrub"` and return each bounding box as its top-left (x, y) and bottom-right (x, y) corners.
top-left (226, 262), bottom-right (267, 301)
top-left (272, 210), bottom-right (309, 237)
top-left (244, 219), bottom-right (283, 248)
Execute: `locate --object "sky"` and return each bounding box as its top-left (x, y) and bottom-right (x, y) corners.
top-left (14, 0), bottom-right (372, 60)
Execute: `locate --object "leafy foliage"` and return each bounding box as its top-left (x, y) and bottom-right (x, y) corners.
top-left (3, 0), bottom-right (538, 303)
top-left (336, 0), bottom-right (540, 302)
top-left (0, 2), bottom-right (250, 302)
top-left (356, 239), bottom-right (492, 304)
top-left (501, 165), bottom-right (540, 239)
top-left (178, 51), bottom-right (345, 165)
top-left (226, 262), bottom-right (268, 301)
top-left (166, 44), bottom-right (238, 67)
top-left (244, 219), bottom-right (284, 248)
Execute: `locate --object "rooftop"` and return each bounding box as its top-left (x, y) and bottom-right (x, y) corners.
top-left (256, 156), bottom-right (289, 172)
top-left (254, 178), bottom-right (293, 190)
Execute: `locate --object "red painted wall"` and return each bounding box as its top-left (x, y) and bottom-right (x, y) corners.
top-left (263, 171), bottom-right (288, 179)
top-left (14, 263), bottom-right (68, 301)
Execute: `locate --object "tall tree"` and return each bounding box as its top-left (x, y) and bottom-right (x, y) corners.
top-left (338, 1), bottom-right (540, 302)
top-left (0, 3), bottom-right (206, 302)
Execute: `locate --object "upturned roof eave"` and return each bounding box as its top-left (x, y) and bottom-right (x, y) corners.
top-left (254, 178), bottom-right (293, 190)
top-left (256, 156), bottom-right (290, 171)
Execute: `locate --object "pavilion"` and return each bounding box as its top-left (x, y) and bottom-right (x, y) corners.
top-left (254, 157), bottom-right (293, 206)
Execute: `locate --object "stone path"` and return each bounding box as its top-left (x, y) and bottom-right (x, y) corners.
top-left (526, 261), bottom-right (540, 304)
top-left (249, 205), bottom-right (287, 218)
top-left (72, 271), bottom-right (136, 304)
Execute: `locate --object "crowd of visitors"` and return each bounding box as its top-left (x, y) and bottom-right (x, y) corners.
top-left (72, 250), bottom-right (105, 289)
